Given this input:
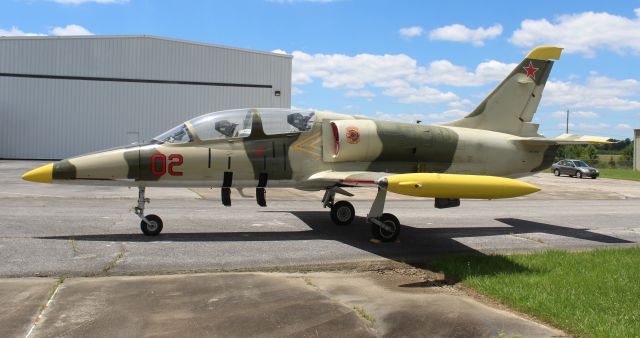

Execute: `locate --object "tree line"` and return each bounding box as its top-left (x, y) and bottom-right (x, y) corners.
top-left (556, 138), bottom-right (634, 168)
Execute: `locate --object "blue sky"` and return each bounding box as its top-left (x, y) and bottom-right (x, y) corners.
top-left (2, 0), bottom-right (639, 139)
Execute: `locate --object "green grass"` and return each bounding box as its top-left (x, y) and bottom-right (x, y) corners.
top-left (428, 248), bottom-right (640, 338)
top-left (598, 168), bottom-right (640, 181)
top-left (102, 251), bottom-right (125, 273)
top-left (352, 305), bottom-right (376, 325)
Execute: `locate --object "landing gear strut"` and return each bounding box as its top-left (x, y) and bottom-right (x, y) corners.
top-left (323, 188), bottom-right (355, 226)
top-left (367, 185), bottom-right (401, 242)
top-left (135, 187), bottom-right (163, 236)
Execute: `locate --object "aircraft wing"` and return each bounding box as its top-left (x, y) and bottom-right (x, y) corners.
top-left (514, 133), bottom-right (613, 145)
top-left (306, 170), bottom-right (389, 187)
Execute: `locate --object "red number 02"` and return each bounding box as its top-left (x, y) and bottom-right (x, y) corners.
top-left (151, 154), bottom-right (183, 176)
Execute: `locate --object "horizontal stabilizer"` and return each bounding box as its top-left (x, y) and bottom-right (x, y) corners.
top-left (515, 134), bottom-right (614, 146)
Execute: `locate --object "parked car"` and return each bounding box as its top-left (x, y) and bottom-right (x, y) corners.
top-left (551, 159), bottom-right (599, 179)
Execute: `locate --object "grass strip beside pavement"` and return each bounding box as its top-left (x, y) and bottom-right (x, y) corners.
top-left (598, 168), bottom-right (640, 181)
top-left (428, 248), bottom-right (640, 338)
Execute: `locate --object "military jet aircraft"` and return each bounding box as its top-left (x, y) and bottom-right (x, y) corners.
top-left (22, 46), bottom-right (609, 242)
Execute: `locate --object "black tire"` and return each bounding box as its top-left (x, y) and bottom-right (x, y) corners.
top-left (371, 213), bottom-right (401, 242)
top-left (576, 171), bottom-right (582, 179)
top-left (591, 176), bottom-right (597, 179)
top-left (330, 201), bottom-right (355, 225)
top-left (140, 214), bottom-right (163, 236)
top-left (553, 169), bottom-right (560, 176)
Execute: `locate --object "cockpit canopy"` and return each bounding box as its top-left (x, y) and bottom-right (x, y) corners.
top-left (154, 108), bottom-right (315, 144)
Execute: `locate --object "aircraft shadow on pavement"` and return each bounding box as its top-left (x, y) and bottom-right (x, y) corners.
top-left (37, 212), bottom-right (633, 280)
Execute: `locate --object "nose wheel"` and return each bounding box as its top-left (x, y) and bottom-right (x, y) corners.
top-left (140, 214), bottom-right (163, 236)
top-left (134, 187), bottom-right (163, 236)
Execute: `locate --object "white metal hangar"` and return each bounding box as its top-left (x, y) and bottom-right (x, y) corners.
top-left (0, 35), bottom-right (292, 159)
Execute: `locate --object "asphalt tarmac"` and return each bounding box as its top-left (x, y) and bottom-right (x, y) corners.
top-left (2, 160), bottom-right (639, 277)
top-left (3, 160), bottom-right (639, 337)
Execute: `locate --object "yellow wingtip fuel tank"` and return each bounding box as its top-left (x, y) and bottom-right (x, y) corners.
top-left (385, 173), bottom-right (540, 199)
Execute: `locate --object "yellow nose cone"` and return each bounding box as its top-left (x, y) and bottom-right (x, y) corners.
top-left (22, 163), bottom-right (54, 183)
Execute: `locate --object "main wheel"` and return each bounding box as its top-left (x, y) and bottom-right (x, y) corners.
top-left (140, 214), bottom-right (163, 236)
top-left (371, 213), bottom-right (401, 242)
top-left (553, 169), bottom-right (560, 176)
top-left (330, 201), bottom-right (355, 225)
top-left (576, 171), bottom-right (583, 179)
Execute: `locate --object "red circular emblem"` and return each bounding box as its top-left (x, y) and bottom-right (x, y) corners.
top-left (345, 127), bottom-right (360, 144)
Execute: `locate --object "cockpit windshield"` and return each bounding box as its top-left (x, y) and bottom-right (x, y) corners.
top-left (153, 108), bottom-right (316, 144)
top-left (153, 123), bottom-right (193, 144)
top-left (189, 109), bottom-right (253, 141)
top-left (259, 109), bottom-right (315, 135)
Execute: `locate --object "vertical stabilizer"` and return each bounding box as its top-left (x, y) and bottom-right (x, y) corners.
top-left (444, 46), bottom-right (562, 136)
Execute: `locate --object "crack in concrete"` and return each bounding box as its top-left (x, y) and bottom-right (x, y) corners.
top-left (102, 247), bottom-right (126, 274)
top-left (69, 238), bottom-right (78, 256)
top-left (510, 233), bottom-right (546, 244)
top-left (26, 277), bottom-right (65, 338)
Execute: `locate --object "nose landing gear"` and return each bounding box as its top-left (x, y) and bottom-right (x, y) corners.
top-left (135, 187), bottom-right (163, 236)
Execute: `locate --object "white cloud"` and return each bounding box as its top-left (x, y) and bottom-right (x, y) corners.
top-left (413, 59), bottom-right (516, 87)
top-left (374, 109), bottom-right (467, 123)
top-left (383, 85), bottom-right (458, 104)
top-left (0, 24), bottom-right (93, 37)
top-left (551, 111), bottom-right (599, 119)
top-left (448, 99), bottom-right (472, 108)
top-left (344, 89), bottom-right (375, 98)
top-left (544, 75), bottom-right (640, 111)
top-left (291, 86), bottom-right (304, 96)
top-left (399, 26), bottom-right (424, 38)
top-left (0, 26), bottom-right (46, 37)
top-left (291, 51), bottom-right (418, 88)
top-left (290, 50), bottom-right (459, 104)
top-left (510, 8), bottom-right (640, 56)
top-left (616, 123), bottom-right (632, 129)
top-left (429, 24), bottom-right (502, 47)
top-left (49, 24), bottom-right (93, 36)
top-left (52, 0), bottom-right (128, 4)
top-left (271, 49), bottom-right (288, 55)
top-left (289, 50), bottom-right (517, 105)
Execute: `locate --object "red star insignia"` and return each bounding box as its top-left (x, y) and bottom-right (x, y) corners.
top-left (523, 61), bottom-right (539, 80)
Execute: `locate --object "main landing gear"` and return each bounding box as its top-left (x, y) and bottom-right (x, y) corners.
top-left (323, 188), bottom-right (356, 225)
top-left (322, 186), bottom-right (401, 242)
top-left (367, 186), bottom-right (401, 242)
top-left (135, 187), bottom-right (163, 236)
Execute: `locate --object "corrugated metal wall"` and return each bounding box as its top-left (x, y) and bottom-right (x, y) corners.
top-left (0, 36), bottom-right (291, 159)
top-left (635, 129), bottom-right (639, 171)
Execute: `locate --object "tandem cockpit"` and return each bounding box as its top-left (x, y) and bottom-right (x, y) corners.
top-left (153, 108), bottom-right (316, 144)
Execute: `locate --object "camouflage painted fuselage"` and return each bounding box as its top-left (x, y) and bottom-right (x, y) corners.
top-left (50, 110), bottom-right (555, 189)
top-left (47, 47), bottom-right (572, 189)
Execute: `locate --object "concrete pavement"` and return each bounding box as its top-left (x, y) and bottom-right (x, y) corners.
top-left (9, 271), bottom-right (563, 338)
